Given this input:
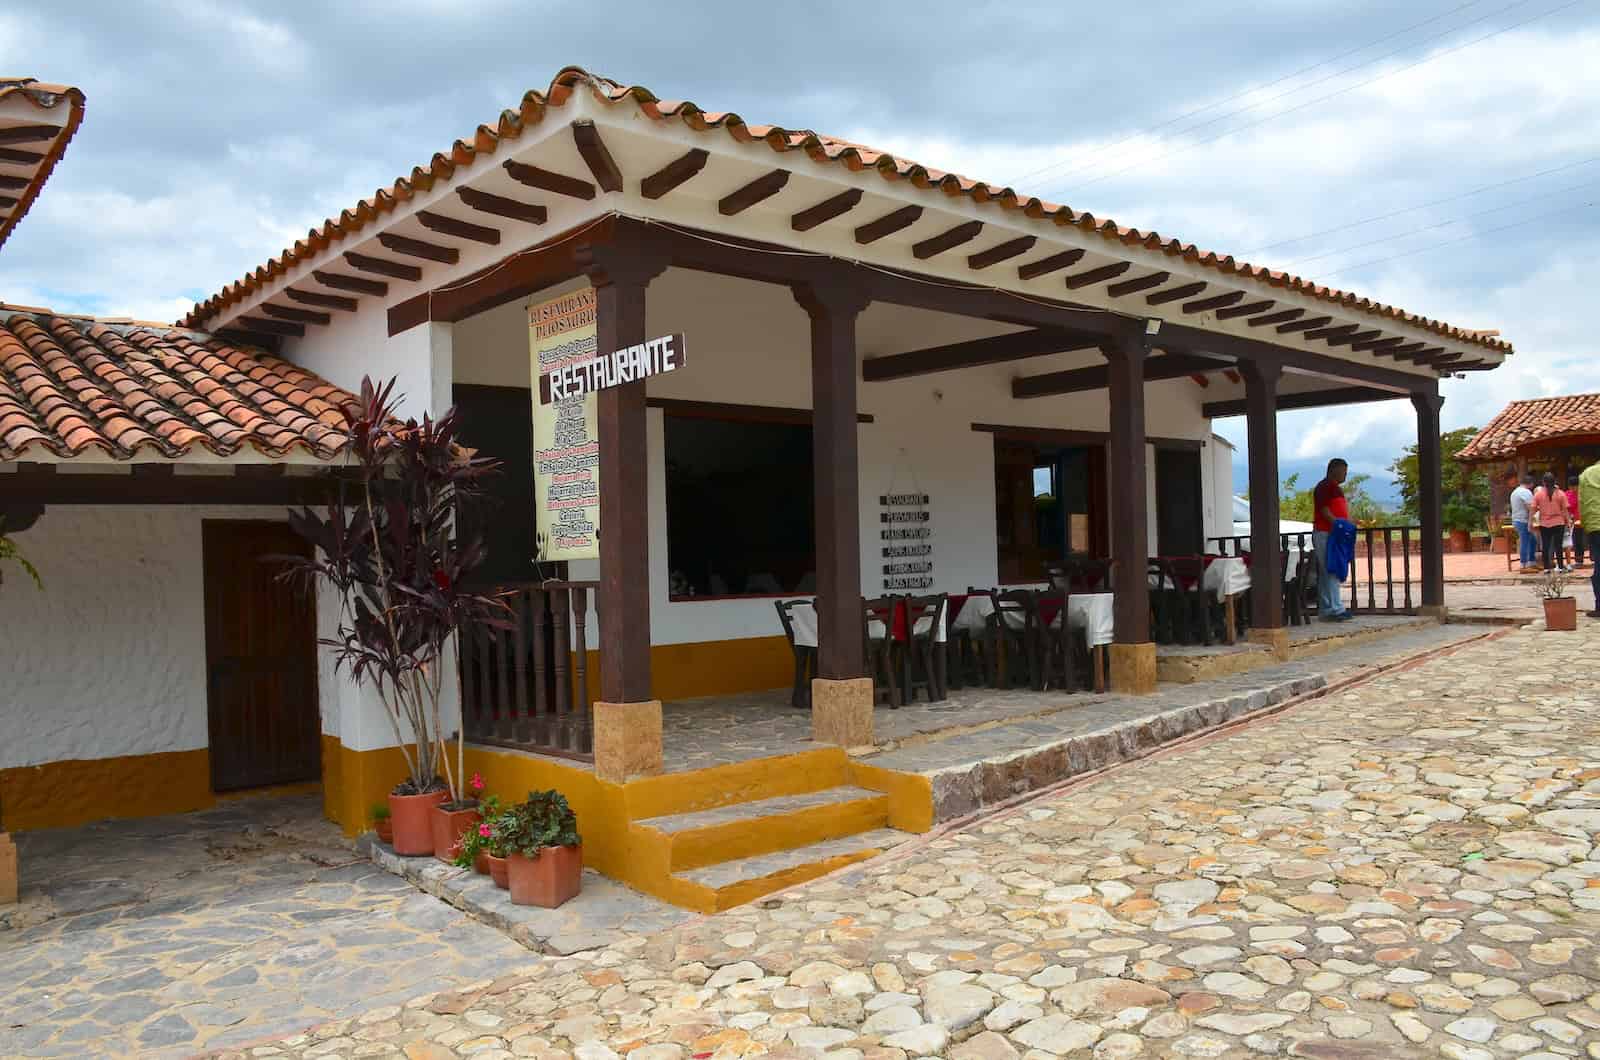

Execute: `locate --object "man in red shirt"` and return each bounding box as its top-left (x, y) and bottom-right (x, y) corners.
top-left (1312, 459), bottom-right (1351, 620)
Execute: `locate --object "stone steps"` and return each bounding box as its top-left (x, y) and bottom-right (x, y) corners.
top-left (670, 828), bottom-right (911, 913)
top-left (632, 786), bottom-right (891, 872)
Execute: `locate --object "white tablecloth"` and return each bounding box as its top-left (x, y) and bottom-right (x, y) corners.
top-left (788, 600), bottom-right (947, 648)
top-left (949, 592), bottom-right (1115, 649)
top-left (1148, 549), bottom-right (1310, 602)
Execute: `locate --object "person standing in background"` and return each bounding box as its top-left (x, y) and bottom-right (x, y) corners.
top-left (1581, 460), bottom-right (1600, 617)
top-left (1313, 458), bottom-right (1352, 621)
top-left (1509, 472), bottom-right (1537, 574)
top-left (1531, 472), bottom-right (1570, 572)
top-left (1565, 475), bottom-right (1584, 569)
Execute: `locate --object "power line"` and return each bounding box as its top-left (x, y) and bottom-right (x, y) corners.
top-left (1276, 178), bottom-right (1597, 270)
top-left (1043, 0), bottom-right (1581, 199)
top-left (1313, 198), bottom-right (1595, 280)
top-left (1010, 0), bottom-right (1489, 187)
top-left (1241, 156), bottom-right (1598, 256)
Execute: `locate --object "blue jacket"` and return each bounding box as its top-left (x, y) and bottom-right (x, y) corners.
top-left (1325, 518), bottom-right (1357, 582)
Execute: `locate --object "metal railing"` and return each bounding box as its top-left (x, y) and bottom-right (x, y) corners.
top-left (1207, 525), bottom-right (1421, 615)
top-left (458, 580), bottom-right (597, 761)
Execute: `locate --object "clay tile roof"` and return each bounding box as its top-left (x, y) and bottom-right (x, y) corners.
top-left (0, 78), bottom-right (85, 252)
top-left (1457, 393), bottom-right (1600, 462)
top-left (181, 67), bottom-right (1510, 356)
top-left (0, 306), bottom-right (357, 462)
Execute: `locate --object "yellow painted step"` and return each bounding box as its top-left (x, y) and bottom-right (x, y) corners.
top-left (632, 786), bottom-right (891, 872)
top-left (669, 828), bottom-right (911, 913)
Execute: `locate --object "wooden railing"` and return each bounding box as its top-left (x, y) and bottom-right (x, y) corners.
top-left (458, 580), bottom-right (597, 761)
top-left (1207, 526), bottom-right (1421, 614)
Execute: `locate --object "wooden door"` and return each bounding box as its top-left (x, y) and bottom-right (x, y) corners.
top-left (202, 521), bottom-right (320, 792)
top-left (1155, 447), bottom-right (1205, 557)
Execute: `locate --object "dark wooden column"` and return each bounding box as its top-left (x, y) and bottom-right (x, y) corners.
top-left (1412, 387), bottom-right (1446, 609)
top-left (585, 246), bottom-right (668, 704)
top-left (795, 277), bottom-right (871, 680)
top-left (1105, 332), bottom-right (1152, 644)
top-left (1241, 358), bottom-right (1285, 629)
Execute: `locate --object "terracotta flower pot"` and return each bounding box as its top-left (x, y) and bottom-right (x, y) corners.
top-left (507, 843), bottom-right (582, 909)
top-left (1448, 529), bottom-right (1470, 554)
top-left (374, 819), bottom-right (394, 845)
top-left (431, 802), bottom-right (481, 862)
top-left (487, 854), bottom-right (509, 889)
top-left (474, 850), bottom-right (490, 875)
top-left (388, 789), bottom-right (449, 856)
top-left (1543, 596), bottom-right (1577, 631)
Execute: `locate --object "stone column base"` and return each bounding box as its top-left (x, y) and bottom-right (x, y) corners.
top-left (0, 832), bottom-right (17, 906)
top-left (812, 677), bottom-right (874, 748)
top-left (1109, 643), bottom-right (1158, 695)
top-left (593, 700), bottom-right (663, 783)
top-left (1419, 604), bottom-right (1448, 622)
top-left (1248, 627), bottom-right (1292, 661)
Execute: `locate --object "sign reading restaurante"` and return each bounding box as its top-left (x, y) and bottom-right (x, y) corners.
top-left (537, 332), bottom-right (687, 404)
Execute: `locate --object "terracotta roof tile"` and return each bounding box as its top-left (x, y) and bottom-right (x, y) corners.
top-left (0, 78), bottom-right (85, 252)
top-left (1457, 393), bottom-right (1600, 462)
top-left (181, 67), bottom-right (1508, 356)
top-left (0, 307), bottom-right (357, 462)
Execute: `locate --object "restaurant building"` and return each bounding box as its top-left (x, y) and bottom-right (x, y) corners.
top-left (1, 68), bottom-right (1509, 910)
top-left (1459, 392), bottom-right (1600, 521)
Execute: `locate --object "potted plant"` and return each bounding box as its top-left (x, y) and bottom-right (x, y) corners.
top-left (432, 772), bottom-right (487, 862)
top-left (372, 804), bottom-right (393, 845)
top-left (452, 793), bottom-right (503, 875)
top-left (1534, 569), bottom-right (1577, 631)
top-left (499, 791), bottom-right (582, 908)
top-left (485, 812), bottom-right (512, 889)
top-left (1444, 500), bottom-right (1477, 554)
top-left (279, 378), bottom-right (508, 857)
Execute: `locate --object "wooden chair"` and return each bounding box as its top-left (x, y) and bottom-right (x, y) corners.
top-left (901, 593), bottom-right (948, 703)
top-left (949, 587), bottom-right (998, 688)
top-left (1150, 557), bottom-right (1216, 645)
top-left (989, 589), bottom-right (1040, 688)
top-left (1286, 548), bottom-right (1318, 625)
top-left (774, 599), bottom-right (816, 709)
top-left (1060, 556), bottom-right (1116, 593)
top-left (862, 596), bottom-right (901, 708)
top-left (1034, 589), bottom-right (1079, 693)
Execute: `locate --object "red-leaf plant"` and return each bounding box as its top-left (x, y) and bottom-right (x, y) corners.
top-left (279, 377), bottom-right (508, 804)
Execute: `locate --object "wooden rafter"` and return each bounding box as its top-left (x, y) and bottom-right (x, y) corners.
top-left (1214, 299), bottom-right (1275, 320)
top-left (1247, 308), bottom-right (1304, 328)
top-left (287, 288), bottom-right (358, 312)
top-left (0, 124), bottom-right (60, 146)
top-left (1326, 329), bottom-right (1381, 348)
top-left (718, 169), bottom-right (790, 216)
top-left (791, 188), bottom-right (863, 232)
top-left (862, 328), bottom-right (1101, 382)
top-left (261, 303), bottom-right (330, 326)
top-left (1106, 271), bottom-right (1170, 298)
top-left (417, 210), bottom-right (498, 246)
top-left (1017, 249), bottom-right (1085, 281)
top-left (1146, 281), bottom-right (1206, 306)
top-left (502, 159), bottom-right (595, 200)
top-left (456, 187), bottom-right (547, 225)
top-left (967, 235), bottom-right (1036, 270)
top-left (640, 148), bottom-right (710, 200)
top-left (0, 175), bottom-right (27, 190)
top-left (376, 233), bottom-right (459, 265)
top-left (1301, 323), bottom-right (1359, 342)
top-left (1013, 352), bottom-right (1232, 399)
top-left (1276, 315), bottom-right (1333, 334)
top-left (571, 120), bottom-right (623, 193)
top-left (1202, 384), bottom-right (1402, 418)
top-left (0, 148), bottom-right (45, 165)
top-left (1382, 342), bottom-right (1429, 360)
top-left (316, 269), bottom-right (389, 295)
top-left (1350, 335), bottom-right (1406, 353)
top-left (855, 205), bottom-right (923, 244)
top-left (236, 315), bottom-right (303, 338)
top-left (1181, 291), bottom-right (1246, 314)
top-left (912, 220), bottom-right (983, 260)
top-left (1062, 261), bottom-right (1132, 290)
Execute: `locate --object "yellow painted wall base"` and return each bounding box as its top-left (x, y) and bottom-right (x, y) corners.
top-left (0, 749), bottom-right (214, 832)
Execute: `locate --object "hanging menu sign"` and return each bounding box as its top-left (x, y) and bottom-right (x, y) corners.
top-left (530, 287), bottom-right (600, 561)
top-left (880, 492), bottom-right (933, 590)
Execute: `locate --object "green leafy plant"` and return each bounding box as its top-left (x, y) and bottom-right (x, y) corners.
top-left (1390, 427), bottom-right (1490, 531)
top-left (0, 520), bottom-right (41, 590)
top-left (371, 803), bottom-right (391, 822)
top-left (452, 793), bottom-right (504, 868)
top-left (494, 791), bottom-right (579, 858)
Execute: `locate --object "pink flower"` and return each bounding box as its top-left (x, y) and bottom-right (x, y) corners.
top-left (470, 772), bottom-right (485, 791)
top-left (478, 823), bottom-right (492, 838)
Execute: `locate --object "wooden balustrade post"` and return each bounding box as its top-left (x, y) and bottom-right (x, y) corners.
top-left (1412, 387), bottom-right (1447, 616)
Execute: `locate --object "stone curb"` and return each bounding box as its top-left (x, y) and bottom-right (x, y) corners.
top-left (926, 673), bottom-right (1327, 822)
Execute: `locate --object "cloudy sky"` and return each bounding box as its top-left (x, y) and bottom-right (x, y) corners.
top-left (2, 0), bottom-right (1596, 502)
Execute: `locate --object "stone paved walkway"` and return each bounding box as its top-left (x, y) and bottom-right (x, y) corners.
top-left (0, 796), bottom-right (536, 1058)
top-left (255, 621), bottom-right (1599, 1059)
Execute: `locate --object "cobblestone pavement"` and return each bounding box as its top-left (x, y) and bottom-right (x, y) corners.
top-left (1445, 583), bottom-right (1597, 624)
top-left (256, 623), bottom-right (1599, 1060)
top-left (0, 796), bottom-right (536, 1058)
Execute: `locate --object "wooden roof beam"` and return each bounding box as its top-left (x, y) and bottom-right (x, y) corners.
top-left (572, 120), bottom-right (623, 192)
top-left (260, 304), bottom-right (330, 327)
top-left (0, 124), bottom-right (62, 146)
top-left (1014, 352), bottom-right (1233, 399)
top-left (0, 148), bottom-right (45, 165)
top-left (1247, 308), bottom-right (1304, 328)
top-left (1106, 271), bottom-right (1170, 298)
top-left (863, 328), bottom-right (1101, 382)
top-left (640, 148), bottom-right (709, 200)
top-left (1277, 315), bottom-right (1332, 334)
top-left (1215, 299), bottom-right (1275, 320)
top-left (502, 159), bottom-right (595, 200)
top-left (456, 187), bottom-right (547, 225)
top-left (1203, 385), bottom-right (1403, 419)
top-left (1300, 323), bottom-right (1360, 343)
top-left (235, 315), bottom-right (304, 338)
top-left (718, 169), bottom-right (789, 216)
top-left (1146, 281), bottom-right (1206, 306)
top-left (855, 205), bottom-right (922, 245)
top-left (1326, 328), bottom-right (1382, 348)
top-left (791, 188), bottom-right (863, 232)
top-left (417, 210), bottom-right (499, 246)
top-left (913, 220), bottom-right (983, 259)
top-left (1017, 249), bottom-right (1084, 281)
top-left (0, 175), bottom-right (28, 190)
top-left (1182, 291), bottom-right (1246, 314)
top-left (376, 233), bottom-right (459, 265)
top-left (287, 288), bottom-right (358, 312)
top-left (1351, 335), bottom-right (1406, 354)
top-left (316, 269), bottom-right (389, 295)
top-left (967, 235), bottom-right (1036, 270)
top-left (1063, 261), bottom-right (1131, 290)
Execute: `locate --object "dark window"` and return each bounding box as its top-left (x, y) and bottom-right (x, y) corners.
top-left (995, 440), bottom-right (1104, 583)
top-left (451, 384), bottom-right (539, 587)
top-left (664, 415), bottom-right (815, 598)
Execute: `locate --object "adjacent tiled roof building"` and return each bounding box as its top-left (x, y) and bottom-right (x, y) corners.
top-left (0, 78), bottom-right (85, 251)
top-left (1456, 392), bottom-right (1600, 463)
top-left (0, 307), bottom-right (356, 462)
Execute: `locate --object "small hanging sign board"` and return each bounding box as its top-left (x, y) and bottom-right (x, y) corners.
top-left (538, 332), bottom-right (687, 404)
top-left (880, 491), bottom-right (934, 590)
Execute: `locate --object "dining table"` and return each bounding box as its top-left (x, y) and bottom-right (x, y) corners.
top-left (948, 591), bottom-right (1115, 692)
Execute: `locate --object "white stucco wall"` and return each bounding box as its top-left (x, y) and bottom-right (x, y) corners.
top-left (447, 268), bottom-right (1221, 649)
top-left (0, 505), bottom-right (296, 769)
